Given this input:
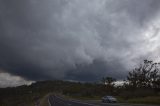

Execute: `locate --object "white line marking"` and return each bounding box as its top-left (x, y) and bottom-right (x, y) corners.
top-left (54, 95), bottom-right (98, 106)
top-left (70, 100), bottom-right (98, 106)
top-left (48, 97), bottom-right (51, 106)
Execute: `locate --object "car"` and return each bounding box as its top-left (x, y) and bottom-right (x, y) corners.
top-left (101, 96), bottom-right (117, 103)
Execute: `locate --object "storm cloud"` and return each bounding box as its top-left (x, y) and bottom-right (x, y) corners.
top-left (0, 0), bottom-right (160, 84)
top-left (0, 72), bottom-right (33, 88)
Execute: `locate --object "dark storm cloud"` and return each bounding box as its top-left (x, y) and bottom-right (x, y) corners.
top-left (65, 60), bottom-right (126, 82)
top-left (0, 0), bottom-right (160, 82)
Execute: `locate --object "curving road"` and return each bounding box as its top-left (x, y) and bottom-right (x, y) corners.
top-left (48, 95), bottom-right (159, 106)
top-left (48, 95), bottom-right (98, 106)
top-left (48, 95), bottom-right (127, 106)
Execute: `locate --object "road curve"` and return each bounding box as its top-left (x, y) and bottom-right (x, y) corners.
top-left (48, 95), bottom-right (98, 106)
top-left (48, 95), bottom-right (160, 106)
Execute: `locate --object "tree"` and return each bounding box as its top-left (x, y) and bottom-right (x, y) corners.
top-left (101, 77), bottom-right (116, 95)
top-left (101, 77), bottom-right (116, 86)
top-left (127, 60), bottom-right (160, 89)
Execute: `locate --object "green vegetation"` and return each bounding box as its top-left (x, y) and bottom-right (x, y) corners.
top-left (0, 80), bottom-right (68, 106)
top-left (0, 60), bottom-right (160, 105)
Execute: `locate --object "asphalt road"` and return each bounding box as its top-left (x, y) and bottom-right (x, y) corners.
top-left (48, 95), bottom-right (128, 106)
top-left (48, 95), bottom-right (98, 106)
top-left (48, 95), bottom-right (160, 106)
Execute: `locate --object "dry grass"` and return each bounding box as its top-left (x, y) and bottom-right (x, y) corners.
top-left (126, 96), bottom-right (160, 105)
top-left (39, 95), bottom-right (49, 106)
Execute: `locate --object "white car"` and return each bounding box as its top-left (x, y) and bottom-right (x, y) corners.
top-left (102, 96), bottom-right (117, 103)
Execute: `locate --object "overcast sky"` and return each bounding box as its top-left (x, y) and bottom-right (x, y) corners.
top-left (0, 0), bottom-right (160, 87)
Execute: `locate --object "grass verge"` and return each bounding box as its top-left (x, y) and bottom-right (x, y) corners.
top-left (126, 96), bottom-right (160, 105)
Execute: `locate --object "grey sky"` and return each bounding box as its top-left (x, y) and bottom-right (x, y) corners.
top-left (0, 0), bottom-right (160, 87)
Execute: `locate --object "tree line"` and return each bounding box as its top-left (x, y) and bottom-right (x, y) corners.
top-left (100, 60), bottom-right (160, 98)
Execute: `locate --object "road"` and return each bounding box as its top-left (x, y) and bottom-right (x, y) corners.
top-left (48, 95), bottom-right (98, 106)
top-left (48, 95), bottom-right (127, 106)
top-left (48, 95), bottom-right (160, 106)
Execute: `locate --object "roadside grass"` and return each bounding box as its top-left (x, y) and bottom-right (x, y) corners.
top-left (25, 93), bottom-right (50, 106)
top-left (126, 96), bottom-right (160, 105)
top-left (39, 93), bottom-right (55, 106)
top-left (39, 94), bottom-right (49, 106)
